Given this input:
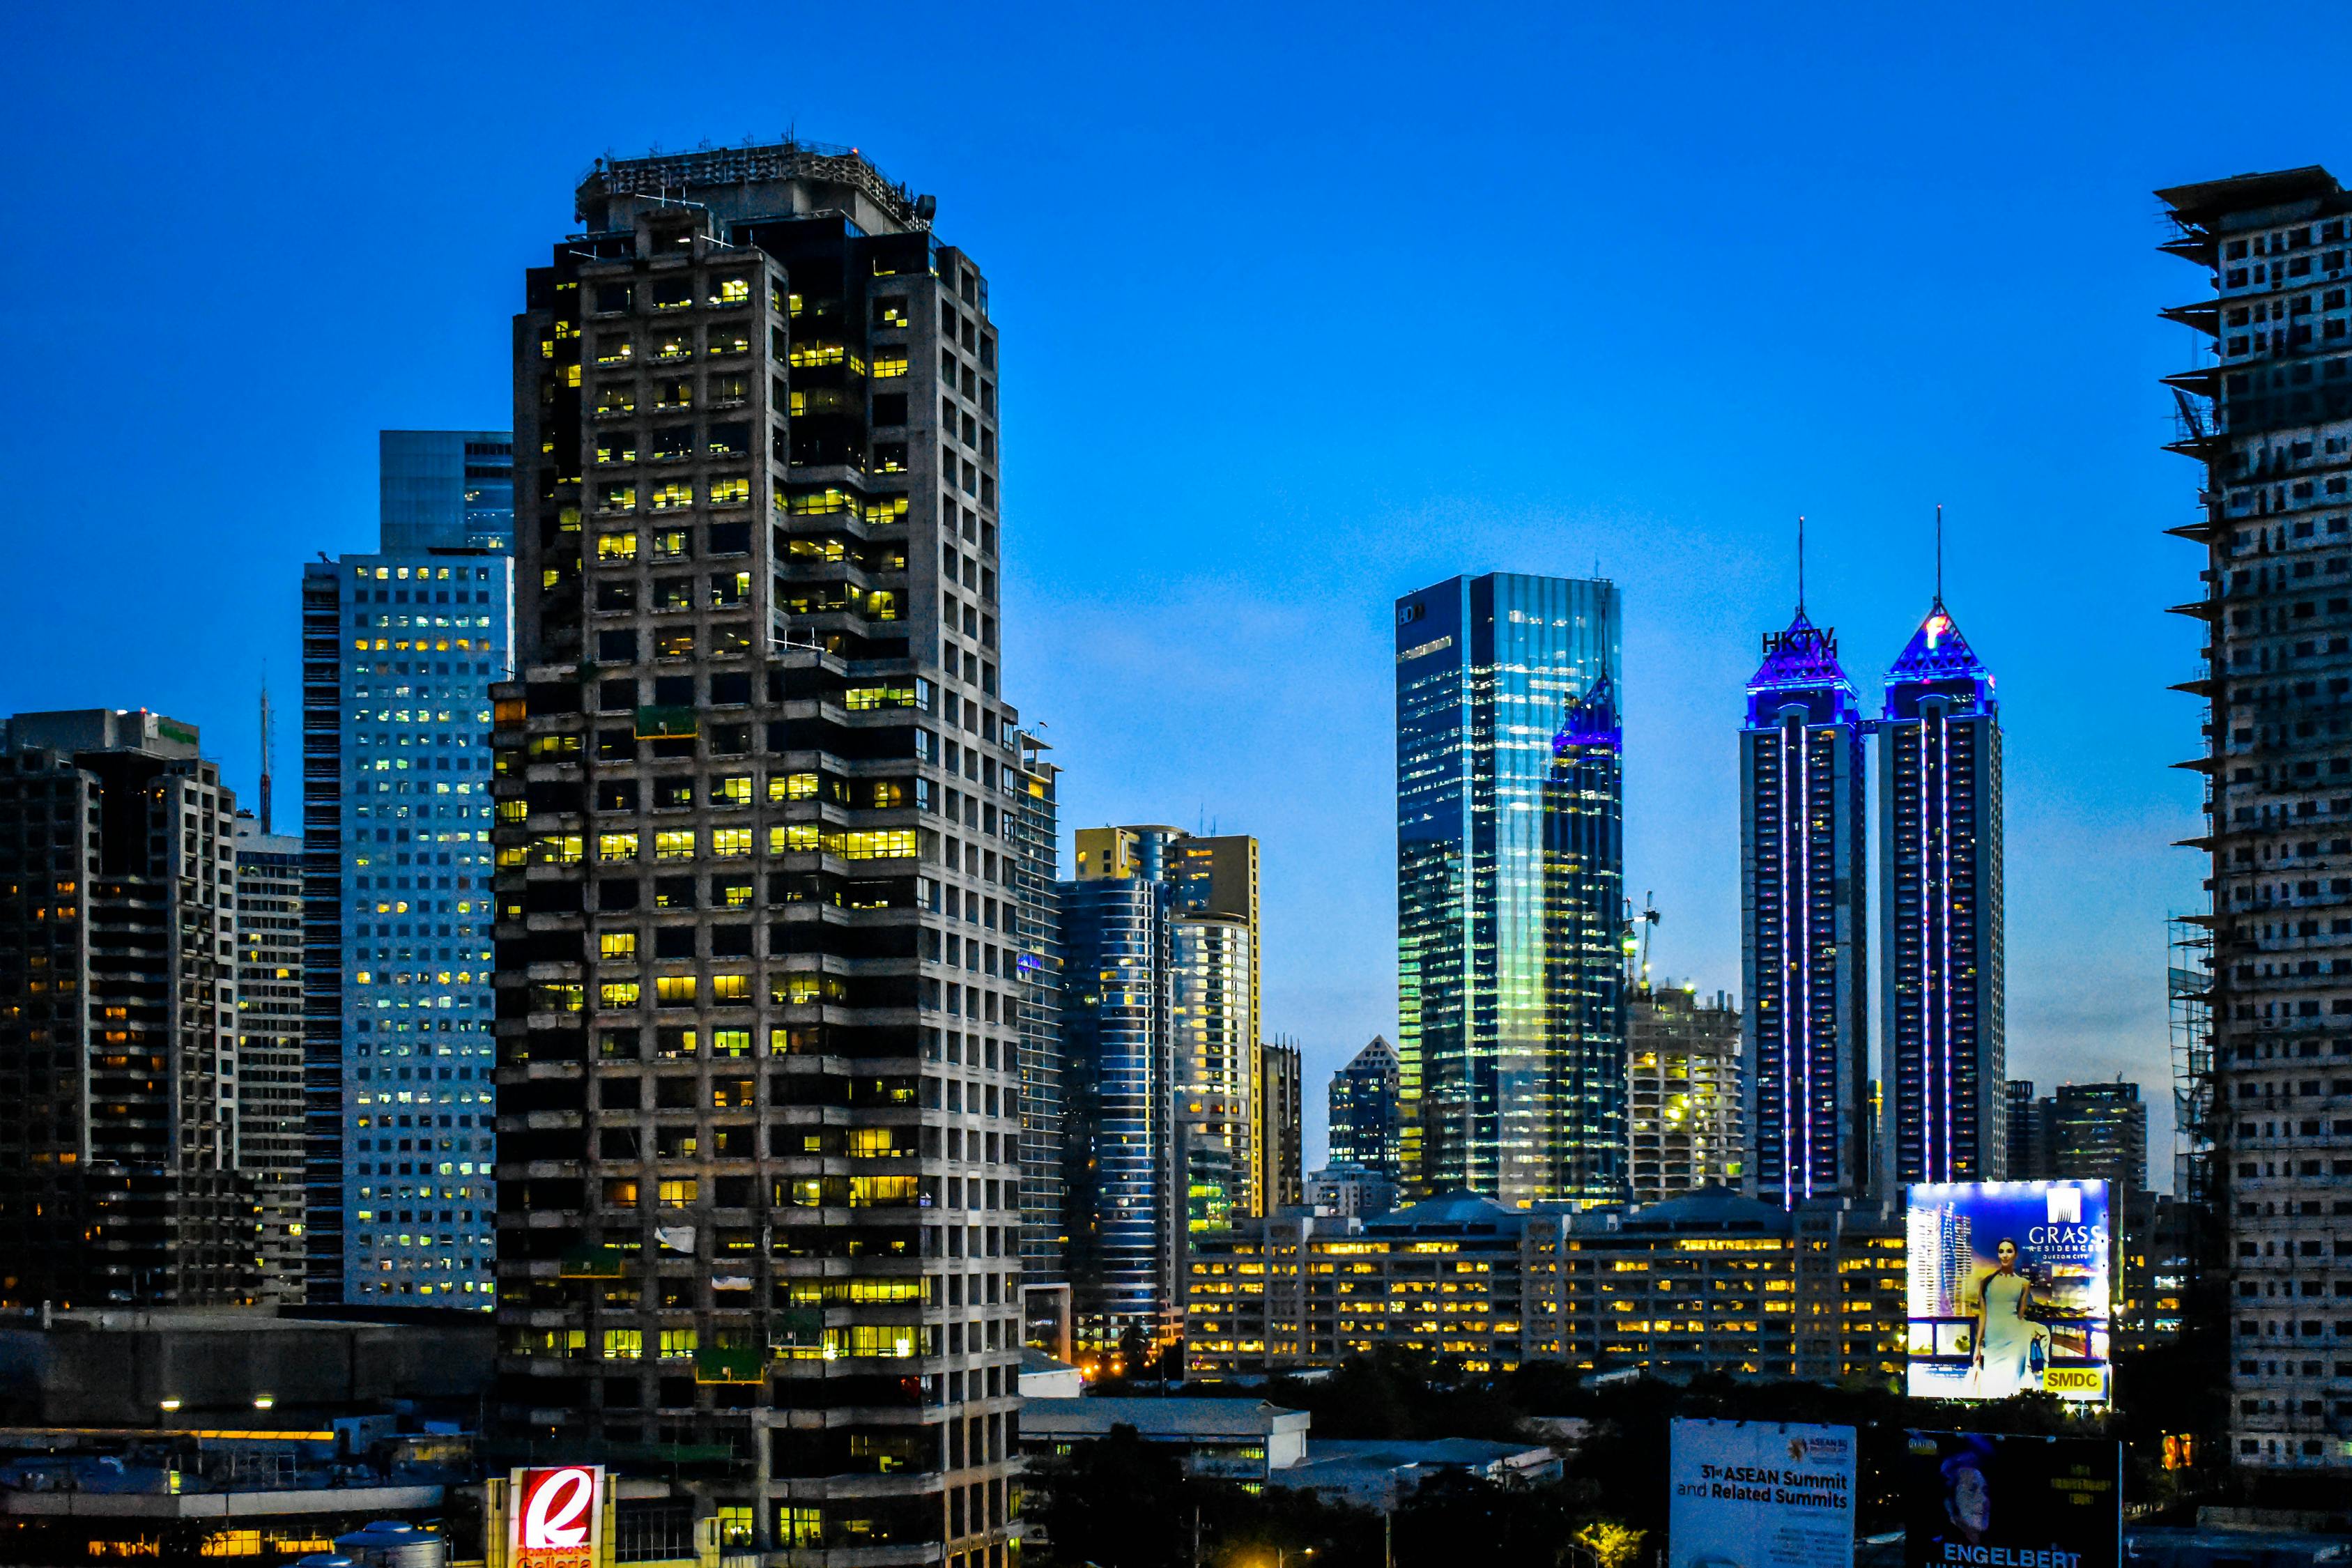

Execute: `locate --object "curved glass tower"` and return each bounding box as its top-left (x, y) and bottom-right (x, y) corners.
top-left (1394, 572), bottom-right (1622, 1206)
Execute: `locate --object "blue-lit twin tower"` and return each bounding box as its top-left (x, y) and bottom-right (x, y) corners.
top-left (1739, 591), bottom-right (2003, 1206)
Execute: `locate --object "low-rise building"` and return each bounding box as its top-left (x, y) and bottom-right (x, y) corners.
top-left (1269, 1437), bottom-right (1560, 1512)
top-left (1016, 1397), bottom-right (1309, 1486)
top-left (1184, 1188), bottom-right (1903, 1384)
top-left (1305, 1165), bottom-right (1397, 1220)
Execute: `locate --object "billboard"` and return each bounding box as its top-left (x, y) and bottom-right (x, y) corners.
top-left (1906, 1180), bottom-right (2111, 1404)
top-left (1903, 1432), bottom-right (2119, 1568)
top-left (1668, 1418), bottom-right (1858, 1568)
top-left (508, 1466), bottom-right (605, 1568)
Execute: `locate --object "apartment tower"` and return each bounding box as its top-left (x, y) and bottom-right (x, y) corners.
top-left (2159, 164), bottom-right (2352, 1470)
top-left (1259, 1038), bottom-right (1302, 1211)
top-left (1879, 591), bottom-right (2005, 1183)
top-left (301, 430), bottom-right (514, 1304)
top-left (1394, 573), bottom-right (1624, 1205)
top-left (1008, 732), bottom-right (1064, 1284)
top-left (1740, 605), bottom-right (1871, 1206)
top-left (0, 711), bottom-right (251, 1306)
top-left (493, 142), bottom-right (1020, 1560)
top-left (233, 817), bottom-right (309, 1303)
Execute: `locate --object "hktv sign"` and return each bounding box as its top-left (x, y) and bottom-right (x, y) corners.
top-left (508, 1466), bottom-right (606, 1568)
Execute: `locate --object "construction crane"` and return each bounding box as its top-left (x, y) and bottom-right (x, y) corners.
top-left (1622, 891), bottom-right (1661, 993)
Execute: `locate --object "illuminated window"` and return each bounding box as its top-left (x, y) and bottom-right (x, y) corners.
top-left (769, 824), bottom-right (822, 854)
top-left (594, 432), bottom-right (638, 465)
top-left (710, 827), bottom-right (753, 859)
top-left (594, 337), bottom-right (633, 365)
top-left (596, 531), bottom-right (638, 562)
top-left (604, 1328), bottom-right (643, 1360)
top-left (707, 323), bottom-right (752, 356)
top-left (655, 975), bottom-right (698, 1007)
top-left (652, 529), bottom-right (691, 560)
top-left (870, 348), bottom-right (909, 378)
top-left (716, 879), bottom-right (755, 907)
top-left (712, 776), bottom-right (753, 806)
top-left (654, 830), bottom-right (695, 861)
top-left (712, 1028), bottom-right (753, 1056)
top-left (656, 1183), bottom-right (698, 1210)
top-left (709, 476), bottom-right (751, 507)
top-left (600, 484), bottom-right (636, 514)
top-left (599, 980), bottom-right (641, 1009)
top-left (535, 834), bottom-right (584, 865)
top-left (598, 831), bottom-right (639, 861)
top-left (771, 772), bottom-right (820, 801)
top-left (599, 930), bottom-right (638, 961)
top-left (651, 482), bottom-right (693, 512)
top-left (595, 385), bottom-right (635, 415)
top-left (836, 829), bottom-right (916, 859)
top-left (711, 275), bottom-right (752, 307)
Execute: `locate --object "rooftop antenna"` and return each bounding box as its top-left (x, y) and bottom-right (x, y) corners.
top-left (1935, 502), bottom-right (1945, 604)
top-left (1796, 514), bottom-right (1807, 616)
top-left (258, 675), bottom-right (273, 835)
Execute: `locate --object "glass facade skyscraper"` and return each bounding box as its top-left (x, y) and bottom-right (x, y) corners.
top-left (300, 431), bottom-right (513, 1304)
top-left (1739, 608), bottom-right (1870, 1207)
top-left (1878, 598), bottom-right (2004, 1184)
top-left (1394, 572), bottom-right (1624, 1206)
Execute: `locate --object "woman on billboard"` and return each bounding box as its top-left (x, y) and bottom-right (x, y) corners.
top-left (1971, 1238), bottom-right (2050, 1397)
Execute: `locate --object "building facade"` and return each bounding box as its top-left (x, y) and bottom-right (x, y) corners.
top-left (2004, 1079), bottom-right (2051, 1181)
top-left (233, 818), bottom-right (308, 1303)
top-left (2050, 1079), bottom-right (2150, 1195)
top-left (302, 431), bottom-right (514, 1305)
top-left (1740, 609), bottom-right (1871, 1208)
top-left (0, 710), bottom-right (254, 1307)
top-left (1880, 599), bottom-right (2005, 1185)
top-left (1627, 985), bottom-right (1744, 1202)
top-left (1395, 573), bottom-right (1624, 1206)
top-left (1184, 1189), bottom-right (1903, 1385)
top-left (1260, 1039), bottom-right (1302, 1212)
top-left (1009, 732), bottom-right (1064, 1283)
top-left (492, 142), bottom-right (1022, 1563)
top-left (1328, 1035), bottom-right (1401, 1180)
top-left (1059, 875), bottom-right (1174, 1346)
top-left (2159, 164), bottom-right (2352, 1469)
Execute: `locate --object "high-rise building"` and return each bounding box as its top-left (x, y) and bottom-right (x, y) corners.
top-left (1327, 1034), bottom-right (1401, 1179)
top-left (1072, 825), bottom-right (1263, 1231)
top-left (1260, 1038), bottom-right (1302, 1211)
top-left (0, 710), bottom-right (253, 1306)
top-left (302, 431), bottom-right (514, 1305)
top-left (2050, 1079), bottom-right (2149, 1197)
top-left (2158, 166), bottom-right (2352, 1470)
top-left (2004, 1078), bottom-right (2052, 1181)
top-left (1880, 592), bottom-right (2005, 1184)
top-left (1059, 873), bottom-right (1174, 1347)
top-left (1741, 604), bottom-right (1870, 1208)
top-left (1008, 732), bottom-right (1064, 1284)
top-left (1626, 984), bottom-right (1744, 1201)
top-left (493, 142), bottom-right (1020, 1560)
top-left (233, 817), bottom-right (308, 1304)
top-left (1394, 573), bottom-right (1625, 1206)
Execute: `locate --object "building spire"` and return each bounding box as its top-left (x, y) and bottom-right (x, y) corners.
top-left (259, 675), bottom-right (273, 835)
top-left (1935, 502), bottom-right (1944, 606)
top-left (1797, 514), bottom-right (1806, 616)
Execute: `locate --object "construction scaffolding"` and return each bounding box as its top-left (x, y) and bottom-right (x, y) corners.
top-left (2167, 913), bottom-right (2217, 1247)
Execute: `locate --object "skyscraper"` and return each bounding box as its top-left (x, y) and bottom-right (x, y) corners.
top-left (302, 431), bottom-right (513, 1305)
top-left (1059, 870), bottom-right (1174, 1348)
top-left (0, 710), bottom-right (253, 1306)
top-left (1879, 587), bottom-right (2005, 1183)
top-left (2004, 1079), bottom-right (2051, 1181)
top-left (1259, 1038), bottom-right (1302, 1211)
top-left (1009, 731), bottom-right (1064, 1284)
top-left (1626, 984), bottom-right (1744, 1201)
top-left (1327, 1034), bottom-right (1401, 1179)
top-left (493, 141), bottom-right (1020, 1560)
top-left (1740, 602), bottom-right (1870, 1207)
top-left (233, 816), bottom-right (308, 1304)
top-left (2158, 165), bottom-right (2352, 1470)
top-left (2050, 1079), bottom-right (2149, 1197)
top-left (1394, 572), bottom-right (1624, 1206)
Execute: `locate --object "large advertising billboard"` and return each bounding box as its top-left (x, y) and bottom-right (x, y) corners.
top-left (1903, 1432), bottom-right (2119, 1568)
top-left (507, 1466), bottom-right (606, 1568)
top-left (1906, 1180), bottom-right (2111, 1404)
top-left (1668, 1418), bottom-right (1858, 1568)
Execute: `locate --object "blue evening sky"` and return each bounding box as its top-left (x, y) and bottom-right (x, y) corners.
top-left (5, 1), bottom-right (2338, 1171)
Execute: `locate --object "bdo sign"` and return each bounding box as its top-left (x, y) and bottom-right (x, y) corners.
top-left (509, 1466), bottom-right (605, 1568)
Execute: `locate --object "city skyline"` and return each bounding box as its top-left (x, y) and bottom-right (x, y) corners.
top-left (21, 4), bottom-right (2347, 1173)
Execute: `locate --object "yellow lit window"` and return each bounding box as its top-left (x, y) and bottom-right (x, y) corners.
top-left (657, 1181), bottom-right (698, 1209)
top-left (603, 1328), bottom-right (643, 1360)
top-left (594, 337), bottom-right (633, 365)
top-left (598, 831), bottom-right (639, 861)
top-left (655, 975), bottom-right (698, 1007)
top-left (535, 833), bottom-right (584, 865)
top-left (600, 931), bottom-right (638, 960)
top-left (653, 529), bottom-right (690, 560)
top-left (778, 972), bottom-right (824, 1005)
top-left (654, 829), bottom-right (695, 861)
top-left (834, 829), bottom-right (916, 860)
top-left (871, 348), bottom-right (908, 378)
top-left (715, 878), bottom-right (755, 907)
top-left (864, 495), bottom-right (909, 525)
top-left (601, 484), bottom-right (636, 513)
top-left (712, 973), bottom-right (752, 1004)
top-left (849, 1175), bottom-right (919, 1207)
top-left (712, 776), bottom-right (753, 806)
top-left (843, 685), bottom-right (916, 712)
top-left (769, 824), bottom-right (822, 854)
top-left (707, 325), bottom-right (751, 356)
top-left (709, 476), bottom-right (751, 507)
top-left (597, 532), bottom-right (638, 562)
top-left (770, 772), bottom-right (820, 801)
top-left (651, 482), bottom-right (693, 512)
top-left (712, 1027), bottom-right (752, 1056)
top-left (711, 827), bottom-right (753, 859)
top-left (864, 590), bottom-right (899, 621)
top-left (594, 432), bottom-right (637, 464)
top-left (599, 981), bottom-right (641, 1009)
top-left (711, 275), bottom-right (751, 306)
